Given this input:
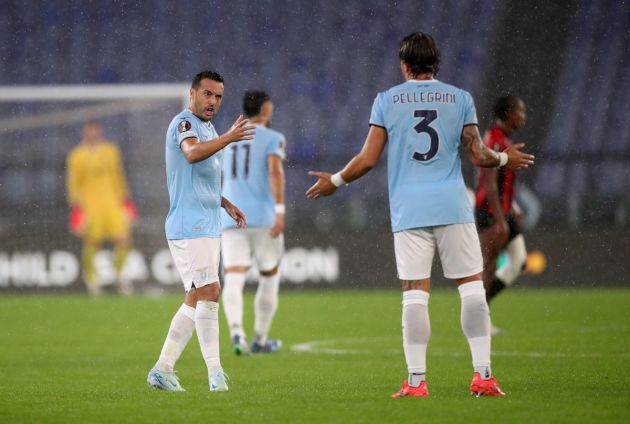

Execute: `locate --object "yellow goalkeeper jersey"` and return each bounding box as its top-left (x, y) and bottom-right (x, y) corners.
top-left (66, 141), bottom-right (130, 240)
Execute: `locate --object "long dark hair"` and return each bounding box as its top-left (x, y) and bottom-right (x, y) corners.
top-left (399, 32), bottom-right (440, 76)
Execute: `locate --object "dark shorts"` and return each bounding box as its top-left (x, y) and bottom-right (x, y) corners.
top-left (475, 208), bottom-right (522, 241)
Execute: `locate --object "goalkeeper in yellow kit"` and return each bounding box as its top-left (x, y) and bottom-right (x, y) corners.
top-left (66, 121), bottom-right (137, 295)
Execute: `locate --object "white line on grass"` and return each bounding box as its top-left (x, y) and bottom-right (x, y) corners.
top-left (290, 338), bottom-right (630, 359)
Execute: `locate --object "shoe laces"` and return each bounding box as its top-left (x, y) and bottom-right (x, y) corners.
top-left (211, 370), bottom-right (230, 383)
top-left (163, 370), bottom-right (181, 383)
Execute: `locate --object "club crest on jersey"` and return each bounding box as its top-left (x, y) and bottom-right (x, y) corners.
top-left (178, 120), bottom-right (191, 133)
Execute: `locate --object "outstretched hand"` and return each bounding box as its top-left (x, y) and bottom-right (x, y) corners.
top-left (223, 115), bottom-right (256, 143)
top-left (305, 171), bottom-right (337, 199)
top-left (505, 143), bottom-right (535, 170)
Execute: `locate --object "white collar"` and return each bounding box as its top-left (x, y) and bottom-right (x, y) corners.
top-left (407, 79), bottom-right (439, 83)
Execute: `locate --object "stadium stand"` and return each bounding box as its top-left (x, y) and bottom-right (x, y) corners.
top-left (0, 0), bottom-right (501, 231)
top-left (2, 0), bottom-right (627, 229)
top-left (536, 0), bottom-right (629, 224)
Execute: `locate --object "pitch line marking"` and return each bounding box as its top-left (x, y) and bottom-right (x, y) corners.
top-left (290, 337), bottom-right (630, 359)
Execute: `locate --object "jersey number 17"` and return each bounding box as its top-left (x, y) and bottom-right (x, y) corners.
top-left (230, 144), bottom-right (251, 179)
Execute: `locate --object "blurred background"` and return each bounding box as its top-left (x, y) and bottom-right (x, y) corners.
top-left (0, 0), bottom-right (628, 292)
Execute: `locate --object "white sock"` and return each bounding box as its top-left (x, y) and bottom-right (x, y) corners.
top-left (222, 272), bottom-right (246, 338)
top-left (458, 281), bottom-right (492, 379)
top-left (253, 273), bottom-right (280, 345)
top-left (155, 303), bottom-right (195, 372)
top-left (495, 235), bottom-right (527, 286)
top-left (402, 290), bottom-right (430, 386)
top-left (408, 372), bottom-right (426, 387)
top-left (195, 300), bottom-right (222, 373)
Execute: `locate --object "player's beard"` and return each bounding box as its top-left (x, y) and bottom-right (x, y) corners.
top-left (189, 93), bottom-right (214, 122)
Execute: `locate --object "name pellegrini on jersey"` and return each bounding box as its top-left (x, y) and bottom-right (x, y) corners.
top-left (392, 91), bottom-right (456, 105)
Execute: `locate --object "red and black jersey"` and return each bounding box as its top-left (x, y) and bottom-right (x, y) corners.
top-left (475, 126), bottom-right (515, 215)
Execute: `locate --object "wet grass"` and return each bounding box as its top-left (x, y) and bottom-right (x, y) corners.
top-left (0, 288), bottom-right (629, 423)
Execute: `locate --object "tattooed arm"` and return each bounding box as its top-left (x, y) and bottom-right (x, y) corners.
top-left (461, 124), bottom-right (535, 170)
top-left (461, 124), bottom-right (501, 167)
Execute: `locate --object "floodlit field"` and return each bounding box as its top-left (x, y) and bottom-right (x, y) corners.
top-left (1, 288), bottom-right (629, 423)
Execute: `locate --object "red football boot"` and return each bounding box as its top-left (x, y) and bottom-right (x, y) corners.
top-left (391, 380), bottom-right (429, 398)
top-left (469, 372), bottom-right (505, 397)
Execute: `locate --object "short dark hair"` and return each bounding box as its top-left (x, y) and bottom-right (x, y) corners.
top-left (242, 90), bottom-right (271, 117)
top-left (399, 32), bottom-right (440, 76)
top-left (191, 70), bottom-right (224, 89)
top-left (493, 95), bottom-right (522, 120)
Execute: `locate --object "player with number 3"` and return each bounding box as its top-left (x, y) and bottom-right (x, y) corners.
top-left (306, 33), bottom-right (534, 397)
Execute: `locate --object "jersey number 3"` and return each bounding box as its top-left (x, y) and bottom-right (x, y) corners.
top-left (230, 144), bottom-right (251, 179)
top-left (412, 109), bottom-right (439, 162)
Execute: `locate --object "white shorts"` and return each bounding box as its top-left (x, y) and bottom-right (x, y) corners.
top-left (221, 228), bottom-right (284, 272)
top-left (393, 223), bottom-right (483, 280)
top-left (167, 237), bottom-right (221, 292)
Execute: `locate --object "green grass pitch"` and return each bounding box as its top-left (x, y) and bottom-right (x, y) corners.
top-left (1, 288), bottom-right (629, 423)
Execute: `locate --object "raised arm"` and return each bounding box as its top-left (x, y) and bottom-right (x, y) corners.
top-left (461, 124), bottom-right (534, 170)
top-left (181, 115), bottom-right (255, 164)
top-left (306, 125), bottom-right (388, 199)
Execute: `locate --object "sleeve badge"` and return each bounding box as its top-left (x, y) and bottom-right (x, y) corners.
top-left (178, 120), bottom-right (192, 133)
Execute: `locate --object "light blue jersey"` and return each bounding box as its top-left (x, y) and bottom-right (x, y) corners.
top-left (369, 79), bottom-right (477, 232)
top-left (221, 124), bottom-right (286, 229)
top-left (165, 109), bottom-right (223, 239)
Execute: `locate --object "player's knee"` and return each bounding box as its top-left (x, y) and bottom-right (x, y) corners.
top-left (401, 279), bottom-right (431, 292)
top-left (456, 273), bottom-right (483, 286)
top-left (196, 282), bottom-right (221, 302)
top-left (260, 265), bottom-right (279, 277)
top-left (184, 291), bottom-right (197, 307)
top-left (226, 266), bottom-right (248, 273)
top-left (210, 283), bottom-right (221, 300)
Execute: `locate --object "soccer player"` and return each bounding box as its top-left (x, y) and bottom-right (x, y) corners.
top-left (147, 70), bottom-right (254, 392)
top-left (475, 96), bottom-right (529, 326)
top-left (66, 121), bottom-right (137, 296)
top-left (306, 33), bottom-right (534, 397)
top-left (221, 90), bottom-right (286, 355)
